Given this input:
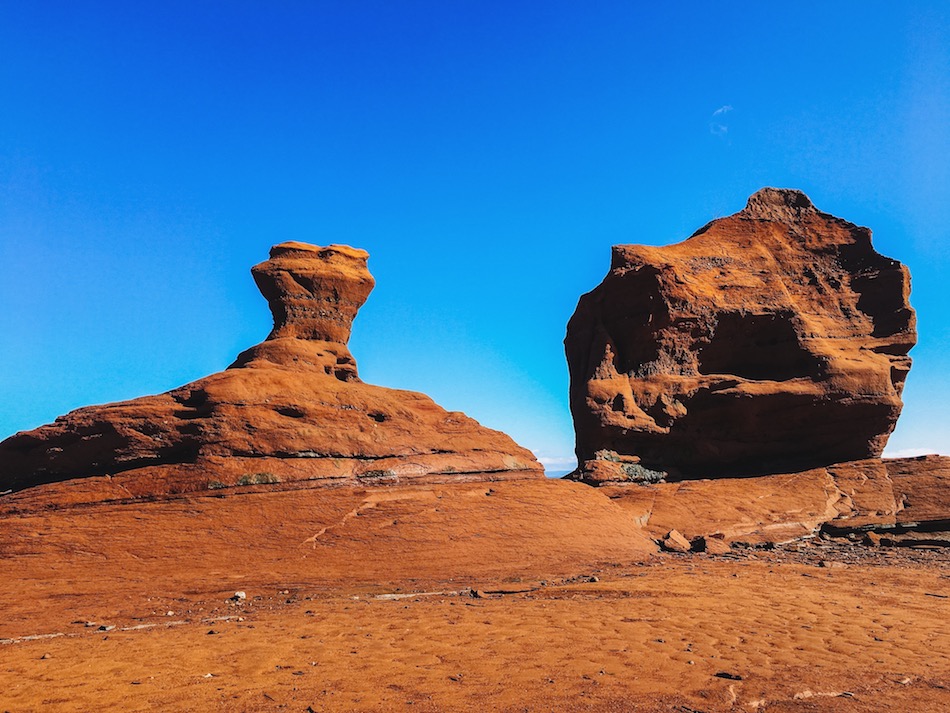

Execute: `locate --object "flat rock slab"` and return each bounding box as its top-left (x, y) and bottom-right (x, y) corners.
top-left (600, 456), bottom-right (950, 545)
top-left (0, 478), bottom-right (655, 637)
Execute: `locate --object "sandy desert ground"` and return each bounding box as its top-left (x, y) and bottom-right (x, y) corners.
top-left (1, 479), bottom-right (948, 712)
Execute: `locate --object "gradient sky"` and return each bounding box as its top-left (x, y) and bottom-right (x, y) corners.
top-left (2, 2), bottom-right (948, 473)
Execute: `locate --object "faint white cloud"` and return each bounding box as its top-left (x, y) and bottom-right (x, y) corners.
top-left (709, 105), bottom-right (733, 138)
top-left (536, 455), bottom-right (576, 468)
top-left (532, 452), bottom-right (577, 474)
top-left (882, 446), bottom-right (944, 458)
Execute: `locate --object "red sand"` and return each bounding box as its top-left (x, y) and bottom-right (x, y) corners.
top-left (2, 479), bottom-right (948, 712)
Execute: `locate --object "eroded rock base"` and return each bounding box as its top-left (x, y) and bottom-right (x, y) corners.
top-left (593, 455), bottom-right (950, 548)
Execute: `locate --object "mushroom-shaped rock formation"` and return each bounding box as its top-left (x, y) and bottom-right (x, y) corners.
top-left (0, 243), bottom-right (542, 498)
top-left (565, 188), bottom-right (916, 482)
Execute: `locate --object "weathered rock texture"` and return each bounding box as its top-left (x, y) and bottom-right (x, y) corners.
top-left (566, 188), bottom-right (916, 481)
top-left (0, 242), bottom-right (542, 498)
top-left (601, 455), bottom-right (950, 548)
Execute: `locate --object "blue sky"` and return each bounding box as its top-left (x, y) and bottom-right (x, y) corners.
top-left (1, 2), bottom-right (948, 473)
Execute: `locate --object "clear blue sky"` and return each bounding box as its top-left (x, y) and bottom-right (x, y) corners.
top-left (2, 2), bottom-right (948, 473)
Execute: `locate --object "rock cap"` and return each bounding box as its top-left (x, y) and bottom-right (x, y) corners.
top-left (740, 187), bottom-right (815, 222)
top-left (251, 242), bottom-right (375, 343)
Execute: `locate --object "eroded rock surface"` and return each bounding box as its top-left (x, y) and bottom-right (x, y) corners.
top-left (566, 188), bottom-right (916, 481)
top-left (600, 455), bottom-right (950, 548)
top-left (0, 242), bottom-right (542, 498)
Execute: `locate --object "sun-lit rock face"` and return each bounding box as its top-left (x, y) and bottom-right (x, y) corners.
top-left (597, 454), bottom-right (950, 546)
top-left (232, 242), bottom-right (374, 382)
top-left (565, 188), bottom-right (916, 481)
top-left (252, 242), bottom-right (374, 343)
top-left (0, 242), bottom-right (542, 497)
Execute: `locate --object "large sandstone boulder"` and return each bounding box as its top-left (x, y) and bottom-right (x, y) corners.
top-left (566, 188), bottom-right (916, 481)
top-left (0, 242), bottom-right (542, 498)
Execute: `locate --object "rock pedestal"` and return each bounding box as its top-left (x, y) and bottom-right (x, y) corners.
top-left (0, 242), bottom-right (542, 498)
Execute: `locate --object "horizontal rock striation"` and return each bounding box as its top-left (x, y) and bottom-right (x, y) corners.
top-left (565, 188), bottom-right (916, 481)
top-left (599, 455), bottom-right (950, 548)
top-left (0, 243), bottom-right (542, 498)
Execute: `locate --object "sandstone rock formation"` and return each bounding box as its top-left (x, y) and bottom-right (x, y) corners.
top-left (565, 188), bottom-right (916, 481)
top-left (0, 242), bottom-right (542, 498)
top-left (600, 455), bottom-right (950, 548)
